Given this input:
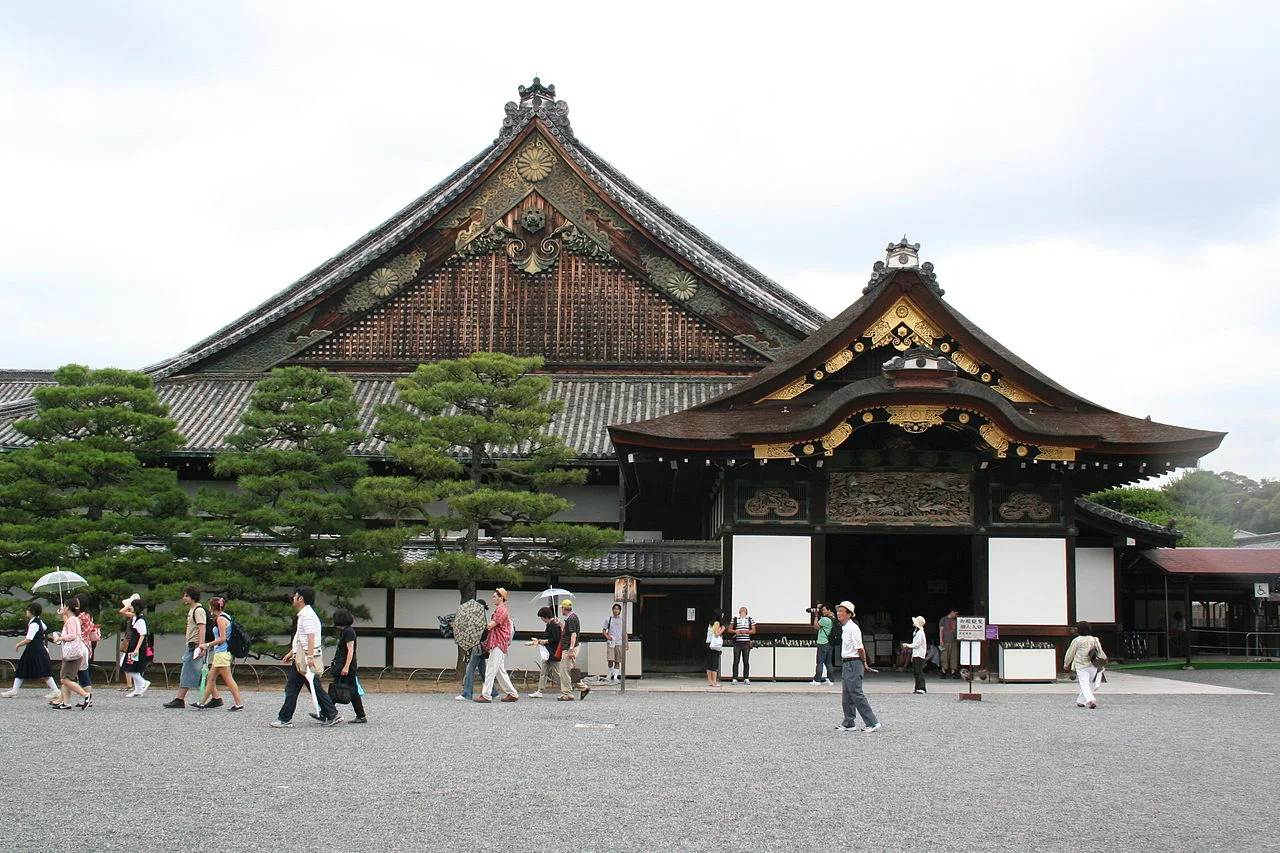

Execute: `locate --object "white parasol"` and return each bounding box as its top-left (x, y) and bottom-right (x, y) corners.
top-left (31, 569), bottom-right (89, 605)
top-left (531, 587), bottom-right (573, 606)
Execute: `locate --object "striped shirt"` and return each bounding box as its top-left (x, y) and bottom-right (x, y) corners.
top-left (731, 615), bottom-right (755, 643)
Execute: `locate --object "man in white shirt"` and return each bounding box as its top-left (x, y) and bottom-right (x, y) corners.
top-left (270, 585), bottom-right (341, 728)
top-left (601, 603), bottom-right (628, 683)
top-left (835, 600), bottom-right (881, 733)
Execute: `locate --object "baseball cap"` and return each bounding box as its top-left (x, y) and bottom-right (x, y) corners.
top-left (560, 599), bottom-right (573, 609)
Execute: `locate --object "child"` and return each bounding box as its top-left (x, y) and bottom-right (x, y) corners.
top-left (1, 602), bottom-right (61, 699)
top-left (123, 598), bottom-right (153, 697)
top-left (331, 608), bottom-right (366, 724)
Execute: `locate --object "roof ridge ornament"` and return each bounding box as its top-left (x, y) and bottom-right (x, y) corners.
top-left (501, 77), bottom-right (574, 142)
top-left (864, 236), bottom-right (943, 296)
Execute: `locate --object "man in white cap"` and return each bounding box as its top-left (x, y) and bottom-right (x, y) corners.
top-left (556, 599), bottom-right (590, 701)
top-left (834, 601), bottom-right (881, 733)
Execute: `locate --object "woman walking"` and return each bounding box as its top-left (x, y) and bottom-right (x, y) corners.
top-left (70, 594), bottom-right (99, 701)
top-left (50, 601), bottom-right (92, 709)
top-left (330, 608), bottom-right (366, 723)
top-left (903, 615), bottom-right (928, 694)
top-left (1063, 620), bottom-right (1107, 709)
top-left (194, 597), bottom-right (244, 711)
top-left (2, 602), bottom-right (61, 699)
top-left (705, 609), bottom-right (725, 687)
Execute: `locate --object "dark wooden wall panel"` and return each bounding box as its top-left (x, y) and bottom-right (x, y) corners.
top-left (296, 254), bottom-right (764, 367)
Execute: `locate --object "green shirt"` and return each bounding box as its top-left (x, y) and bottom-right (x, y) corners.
top-left (817, 615), bottom-right (834, 644)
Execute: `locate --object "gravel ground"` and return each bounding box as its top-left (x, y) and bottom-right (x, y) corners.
top-left (5, 672), bottom-right (1278, 852)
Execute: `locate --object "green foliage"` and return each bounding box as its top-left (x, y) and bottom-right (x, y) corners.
top-left (1088, 468), bottom-right (1276, 546)
top-left (0, 365), bottom-right (189, 634)
top-left (192, 367), bottom-right (399, 634)
top-left (361, 353), bottom-right (621, 607)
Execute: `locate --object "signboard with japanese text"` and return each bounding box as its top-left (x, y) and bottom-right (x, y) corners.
top-left (957, 616), bottom-right (987, 641)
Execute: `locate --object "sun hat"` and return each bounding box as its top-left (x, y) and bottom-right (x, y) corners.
top-left (836, 600), bottom-right (856, 614)
top-left (912, 615), bottom-right (926, 629)
top-left (121, 593), bottom-right (140, 609)
top-left (494, 588), bottom-right (509, 602)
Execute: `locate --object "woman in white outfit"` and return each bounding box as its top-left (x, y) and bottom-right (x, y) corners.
top-left (903, 615), bottom-right (928, 694)
top-left (1063, 620), bottom-right (1107, 709)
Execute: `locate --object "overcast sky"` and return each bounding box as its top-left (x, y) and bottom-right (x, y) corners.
top-left (2, 2), bottom-right (1277, 481)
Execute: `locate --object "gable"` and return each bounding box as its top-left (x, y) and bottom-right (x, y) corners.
top-left (758, 291), bottom-right (1045, 404)
top-left (170, 101), bottom-right (822, 378)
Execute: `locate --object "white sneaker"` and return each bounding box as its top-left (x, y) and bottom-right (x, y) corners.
top-left (529, 691), bottom-right (544, 698)
top-left (821, 679), bottom-right (834, 685)
top-left (123, 691), bottom-right (138, 698)
top-left (454, 695), bottom-right (467, 701)
top-left (743, 679), bottom-right (751, 684)
top-left (0, 690), bottom-right (16, 698)
top-left (137, 679), bottom-right (152, 696)
top-left (864, 723), bottom-right (883, 733)
top-left (731, 678), bottom-right (738, 684)
top-left (44, 690), bottom-right (61, 700)
top-left (835, 724), bottom-right (855, 732)
top-left (809, 680), bottom-right (823, 685)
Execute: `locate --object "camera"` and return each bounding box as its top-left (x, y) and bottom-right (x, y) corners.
top-left (805, 604), bottom-right (822, 616)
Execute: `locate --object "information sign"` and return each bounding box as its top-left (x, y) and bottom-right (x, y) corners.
top-left (957, 616), bottom-right (987, 641)
top-left (1256, 583), bottom-right (1270, 599)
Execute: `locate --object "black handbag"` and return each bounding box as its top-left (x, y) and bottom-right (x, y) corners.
top-left (329, 679), bottom-right (354, 704)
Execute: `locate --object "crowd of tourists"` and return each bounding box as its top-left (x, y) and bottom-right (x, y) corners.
top-left (5, 585), bottom-right (1108, 729)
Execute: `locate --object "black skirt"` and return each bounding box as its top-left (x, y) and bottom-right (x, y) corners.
top-left (15, 642), bottom-right (53, 680)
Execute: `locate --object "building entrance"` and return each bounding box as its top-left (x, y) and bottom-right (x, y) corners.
top-left (824, 533), bottom-right (973, 645)
top-left (637, 587), bottom-right (720, 673)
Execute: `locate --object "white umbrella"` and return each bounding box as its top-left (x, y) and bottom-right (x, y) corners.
top-left (31, 569), bottom-right (89, 604)
top-left (531, 587), bottom-right (573, 603)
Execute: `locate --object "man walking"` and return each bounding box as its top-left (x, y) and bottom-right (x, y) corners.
top-left (556, 599), bottom-right (590, 701)
top-left (476, 588), bottom-right (518, 703)
top-left (939, 608), bottom-right (960, 679)
top-left (270, 586), bottom-right (341, 728)
top-left (163, 586), bottom-right (222, 709)
top-left (810, 603), bottom-right (835, 685)
top-left (601, 602), bottom-right (627, 683)
top-left (834, 601), bottom-right (881, 733)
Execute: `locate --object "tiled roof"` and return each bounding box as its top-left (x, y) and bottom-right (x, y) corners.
top-left (403, 539), bottom-right (721, 576)
top-left (1141, 548), bottom-right (1280, 576)
top-left (142, 84), bottom-right (825, 380)
top-left (0, 374), bottom-right (740, 460)
top-left (0, 371), bottom-right (55, 405)
top-left (1074, 497), bottom-right (1183, 544)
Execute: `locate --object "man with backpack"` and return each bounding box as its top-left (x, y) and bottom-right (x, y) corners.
top-left (810, 603), bottom-right (837, 685)
top-left (163, 586), bottom-right (223, 709)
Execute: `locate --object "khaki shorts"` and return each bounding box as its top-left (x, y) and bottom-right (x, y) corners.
top-left (60, 656), bottom-right (84, 681)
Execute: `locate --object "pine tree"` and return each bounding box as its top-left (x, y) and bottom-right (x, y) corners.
top-left (360, 353), bottom-right (621, 653)
top-left (0, 365), bottom-right (189, 631)
top-left (194, 367), bottom-right (398, 640)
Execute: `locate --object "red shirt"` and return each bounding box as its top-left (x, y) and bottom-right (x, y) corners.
top-left (483, 604), bottom-right (513, 653)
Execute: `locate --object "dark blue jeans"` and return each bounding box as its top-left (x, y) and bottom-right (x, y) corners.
top-left (460, 648), bottom-right (497, 699)
top-left (814, 645), bottom-right (835, 680)
top-left (277, 665), bottom-right (337, 722)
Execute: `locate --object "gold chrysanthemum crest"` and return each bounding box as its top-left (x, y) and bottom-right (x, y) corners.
top-left (666, 271), bottom-right (698, 300)
top-left (368, 268), bottom-right (400, 297)
top-left (515, 141), bottom-right (555, 182)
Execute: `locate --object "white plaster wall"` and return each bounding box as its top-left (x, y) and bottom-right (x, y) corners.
top-left (988, 537), bottom-right (1068, 625)
top-left (1074, 547), bottom-right (1116, 624)
top-left (730, 534), bottom-right (812, 624)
